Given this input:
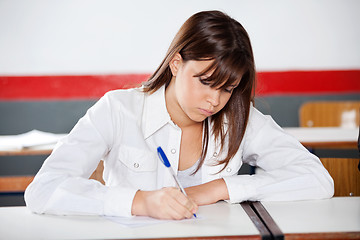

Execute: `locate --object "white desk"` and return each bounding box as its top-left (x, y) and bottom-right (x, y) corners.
top-left (0, 201), bottom-right (261, 240)
top-left (262, 197), bottom-right (360, 239)
top-left (284, 127), bottom-right (358, 149)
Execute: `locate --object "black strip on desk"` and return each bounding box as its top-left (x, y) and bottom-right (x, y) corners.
top-left (241, 201), bottom-right (272, 240)
top-left (251, 202), bottom-right (284, 240)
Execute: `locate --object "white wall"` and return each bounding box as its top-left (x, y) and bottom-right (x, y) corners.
top-left (0, 0), bottom-right (359, 75)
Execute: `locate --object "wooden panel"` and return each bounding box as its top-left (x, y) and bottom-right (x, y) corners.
top-left (299, 101), bottom-right (360, 127)
top-left (0, 176), bottom-right (34, 192)
top-left (0, 161), bottom-right (104, 193)
top-left (320, 158), bottom-right (360, 196)
top-left (300, 141), bottom-right (357, 149)
top-left (0, 149), bottom-right (52, 156)
top-left (285, 232), bottom-right (360, 240)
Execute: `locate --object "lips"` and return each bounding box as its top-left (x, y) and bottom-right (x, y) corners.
top-left (199, 108), bottom-right (214, 116)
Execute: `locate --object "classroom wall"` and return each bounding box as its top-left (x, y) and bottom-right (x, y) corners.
top-left (0, 0), bottom-right (359, 205)
top-left (1, 0), bottom-right (359, 126)
top-left (1, 0), bottom-right (360, 74)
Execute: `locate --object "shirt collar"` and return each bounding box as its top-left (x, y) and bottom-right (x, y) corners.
top-left (142, 85), bottom-right (173, 139)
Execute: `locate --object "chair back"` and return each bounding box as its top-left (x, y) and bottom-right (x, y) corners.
top-left (299, 101), bottom-right (360, 127)
top-left (320, 158), bottom-right (360, 196)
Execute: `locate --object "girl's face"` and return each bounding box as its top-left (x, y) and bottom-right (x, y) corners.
top-left (167, 54), bottom-right (240, 126)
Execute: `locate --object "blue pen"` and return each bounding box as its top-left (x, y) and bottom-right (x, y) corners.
top-left (157, 146), bottom-right (197, 218)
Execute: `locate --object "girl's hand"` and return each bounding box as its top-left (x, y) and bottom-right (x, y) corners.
top-left (131, 187), bottom-right (198, 220)
top-left (185, 178), bottom-right (229, 206)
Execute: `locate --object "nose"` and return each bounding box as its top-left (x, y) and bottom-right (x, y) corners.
top-left (207, 89), bottom-right (220, 107)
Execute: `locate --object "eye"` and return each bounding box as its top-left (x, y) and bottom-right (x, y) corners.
top-left (223, 88), bottom-right (233, 93)
top-left (199, 77), bottom-right (211, 86)
top-left (224, 82), bottom-right (240, 93)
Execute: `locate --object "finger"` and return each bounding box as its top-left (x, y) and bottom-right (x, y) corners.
top-left (188, 198), bottom-right (199, 214)
top-left (168, 198), bottom-right (194, 219)
top-left (157, 194), bottom-right (189, 219)
top-left (167, 189), bottom-right (197, 219)
top-left (156, 188), bottom-right (191, 219)
top-left (152, 193), bottom-right (185, 220)
top-left (173, 189), bottom-right (198, 213)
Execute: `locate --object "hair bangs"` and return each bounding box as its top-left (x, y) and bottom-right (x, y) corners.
top-left (193, 54), bottom-right (248, 90)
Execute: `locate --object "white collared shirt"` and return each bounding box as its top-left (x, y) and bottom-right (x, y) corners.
top-left (25, 86), bottom-right (334, 217)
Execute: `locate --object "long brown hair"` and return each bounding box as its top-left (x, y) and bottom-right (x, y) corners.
top-left (143, 10), bottom-right (256, 172)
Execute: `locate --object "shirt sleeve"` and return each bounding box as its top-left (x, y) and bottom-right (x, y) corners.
top-left (223, 107), bottom-right (334, 203)
top-left (24, 92), bottom-right (138, 217)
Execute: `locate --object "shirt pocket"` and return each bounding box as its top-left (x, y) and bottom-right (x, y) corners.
top-left (219, 149), bottom-right (243, 177)
top-left (117, 145), bottom-right (157, 172)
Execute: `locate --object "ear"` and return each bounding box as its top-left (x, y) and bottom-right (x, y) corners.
top-left (169, 53), bottom-right (182, 76)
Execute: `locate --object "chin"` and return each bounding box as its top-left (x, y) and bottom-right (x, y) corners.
top-left (191, 115), bottom-right (207, 123)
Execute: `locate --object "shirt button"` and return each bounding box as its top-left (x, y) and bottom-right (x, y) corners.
top-left (213, 152), bottom-right (218, 157)
top-left (171, 149), bottom-right (176, 154)
top-left (226, 167), bottom-right (232, 172)
top-left (134, 163), bottom-right (140, 168)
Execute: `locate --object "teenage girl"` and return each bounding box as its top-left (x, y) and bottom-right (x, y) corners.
top-left (25, 10), bottom-right (334, 220)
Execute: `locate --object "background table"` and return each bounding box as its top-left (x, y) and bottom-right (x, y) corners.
top-left (0, 147), bottom-right (53, 156)
top-left (2, 127), bottom-right (357, 156)
top-left (261, 197), bottom-right (360, 239)
top-left (284, 127), bottom-right (358, 149)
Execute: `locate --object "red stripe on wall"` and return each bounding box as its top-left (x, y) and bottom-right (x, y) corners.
top-left (0, 74), bottom-right (149, 100)
top-left (256, 70), bottom-right (360, 96)
top-left (0, 70), bottom-right (359, 100)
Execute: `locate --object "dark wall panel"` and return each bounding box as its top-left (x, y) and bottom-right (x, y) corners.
top-left (0, 100), bottom-right (96, 134)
